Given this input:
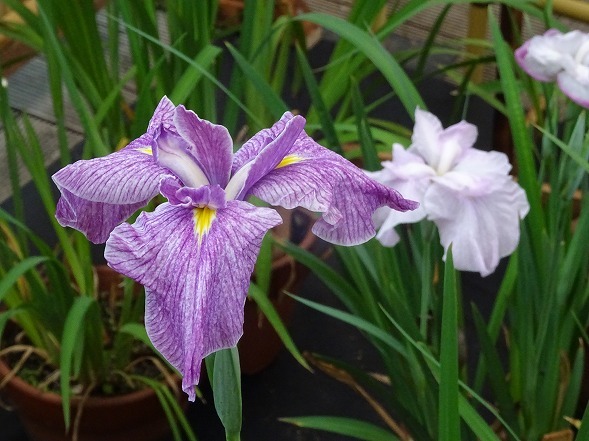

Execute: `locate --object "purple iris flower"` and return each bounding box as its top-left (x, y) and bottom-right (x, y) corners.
top-left (52, 97), bottom-right (417, 400)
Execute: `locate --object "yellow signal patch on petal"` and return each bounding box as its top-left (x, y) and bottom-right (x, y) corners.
top-left (193, 207), bottom-right (216, 241)
top-left (137, 146), bottom-right (153, 155)
top-left (276, 154), bottom-right (304, 169)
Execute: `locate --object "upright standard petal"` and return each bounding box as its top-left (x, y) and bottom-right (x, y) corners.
top-left (233, 112), bottom-right (418, 245)
top-left (410, 109), bottom-right (478, 175)
top-left (104, 201), bottom-right (282, 400)
top-left (173, 105), bottom-right (233, 187)
top-left (148, 96), bottom-right (177, 134)
top-left (52, 135), bottom-right (172, 243)
top-left (227, 115), bottom-right (306, 201)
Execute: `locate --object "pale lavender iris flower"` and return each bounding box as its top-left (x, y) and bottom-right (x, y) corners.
top-left (52, 96), bottom-right (417, 400)
top-left (369, 108), bottom-right (529, 277)
top-left (515, 29), bottom-right (589, 108)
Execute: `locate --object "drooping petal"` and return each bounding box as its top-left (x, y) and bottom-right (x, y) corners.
top-left (173, 105), bottom-right (233, 187)
top-left (55, 188), bottom-right (148, 245)
top-left (557, 69), bottom-right (589, 108)
top-left (367, 144), bottom-right (434, 245)
top-left (52, 135), bottom-right (172, 243)
top-left (233, 113), bottom-right (417, 245)
top-left (104, 201), bottom-right (282, 400)
top-left (425, 172), bottom-right (529, 276)
top-left (440, 149), bottom-right (513, 192)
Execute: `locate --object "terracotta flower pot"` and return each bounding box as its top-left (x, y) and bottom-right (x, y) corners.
top-left (0, 265), bottom-right (183, 441)
top-left (0, 357), bottom-right (177, 441)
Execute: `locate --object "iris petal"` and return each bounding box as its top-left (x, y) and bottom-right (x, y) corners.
top-left (104, 201), bottom-right (282, 400)
top-left (174, 105), bottom-right (233, 187)
top-left (234, 112), bottom-right (417, 245)
top-left (230, 115), bottom-right (306, 200)
top-left (558, 70), bottom-right (589, 108)
top-left (425, 176), bottom-right (529, 276)
top-left (367, 144), bottom-right (433, 245)
top-left (52, 134), bottom-right (172, 243)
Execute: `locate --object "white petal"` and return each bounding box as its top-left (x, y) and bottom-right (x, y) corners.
top-left (424, 176), bottom-right (529, 276)
top-left (558, 70), bottom-right (589, 108)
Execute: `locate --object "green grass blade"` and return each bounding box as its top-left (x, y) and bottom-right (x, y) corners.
top-left (290, 294), bottom-right (407, 358)
top-left (60, 296), bottom-right (101, 429)
top-left (119, 322), bottom-right (156, 353)
top-left (472, 305), bottom-right (519, 432)
top-left (489, 12), bottom-right (545, 261)
top-left (281, 416), bottom-right (399, 441)
top-left (294, 44), bottom-right (342, 155)
top-left (438, 248), bottom-right (460, 441)
top-left (533, 123), bottom-right (589, 175)
top-left (225, 42), bottom-right (288, 121)
top-left (574, 401), bottom-right (589, 441)
top-left (295, 13), bottom-right (425, 118)
top-left (381, 308), bottom-right (516, 441)
top-left (351, 77), bottom-right (380, 171)
top-left (279, 241), bottom-right (361, 313)
top-left (111, 14), bottom-right (264, 130)
top-left (131, 375), bottom-right (198, 441)
top-left (0, 256), bottom-right (49, 303)
top-left (169, 44), bottom-right (223, 106)
top-left (248, 283), bottom-right (310, 371)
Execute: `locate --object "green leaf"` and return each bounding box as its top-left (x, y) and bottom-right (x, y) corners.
top-left (111, 14), bottom-right (264, 129)
top-left (119, 322), bottom-right (155, 352)
top-left (294, 44), bottom-right (342, 155)
top-left (290, 294), bottom-right (407, 358)
top-left (279, 240), bottom-right (361, 313)
top-left (575, 401), bottom-right (589, 441)
top-left (60, 296), bottom-right (102, 429)
top-left (248, 283), bottom-right (310, 371)
top-left (534, 122), bottom-right (589, 175)
top-left (295, 13), bottom-right (425, 118)
top-left (490, 12), bottom-right (545, 263)
top-left (281, 416), bottom-right (399, 441)
top-left (0, 256), bottom-right (49, 303)
top-left (131, 375), bottom-right (198, 441)
top-left (380, 309), bottom-right (514, 441)
top-left (225, 42), bottom-right (288, 121)
top-left (351, 78), bottom-right (380, 171)
top-left (169, 44), bottom-right (222, 105)
top-left (438, 247), bottom-right (460, 441)
top-left (213, 347), bottom-right (242, 440)
top-left (471, 305), bottom-right (518, 431)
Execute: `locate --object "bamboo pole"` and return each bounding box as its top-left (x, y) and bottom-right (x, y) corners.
top-left (466, 4), bottom-right (488, 84)
top-left (538, 0), bottom-right (589, 23)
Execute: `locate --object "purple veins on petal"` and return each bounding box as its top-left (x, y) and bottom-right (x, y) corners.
top-left (233, 112), bottom-right (418, 246)
top-left (173, 105), bottom-right (233, 188)
top-left (104, 201), bottom-right (282, 401)
top-left (51, 134), bottom-right (172, 243)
